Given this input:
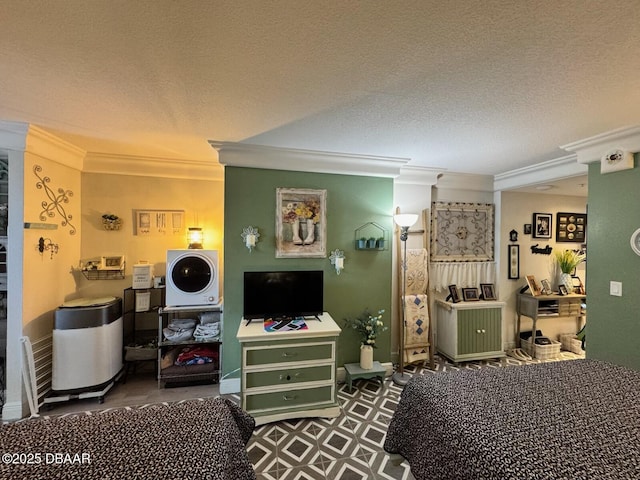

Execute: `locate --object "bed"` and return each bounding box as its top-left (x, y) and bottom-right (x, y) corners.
top-left (384, 359), bottom-right (640, 480)
top-left (0, 397), bottom-right (256, 480)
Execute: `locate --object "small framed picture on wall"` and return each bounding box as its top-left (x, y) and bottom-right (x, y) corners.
top-left (532, 213), bottom-right (552, 239)
top-left (508, 244), bottom-right (519, 279)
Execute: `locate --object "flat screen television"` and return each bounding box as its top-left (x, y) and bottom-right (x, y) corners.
top-left (243, 270), bottom-right (323, 320)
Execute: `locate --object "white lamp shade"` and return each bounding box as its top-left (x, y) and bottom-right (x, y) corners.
top-left (394, 213), bottom-right (419, 228)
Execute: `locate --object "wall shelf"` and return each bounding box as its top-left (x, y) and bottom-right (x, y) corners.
top-left (80, 268), bottom-right (125, 280)
top-left (354, 222), bottom-right (389, 250)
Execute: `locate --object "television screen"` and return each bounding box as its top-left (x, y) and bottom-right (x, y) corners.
top-left (243, 270), bottom-right (323, 320)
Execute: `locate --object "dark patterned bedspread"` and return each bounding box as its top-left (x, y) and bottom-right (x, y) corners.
top-left (1, 397), bottom-right (256, 480)
top-left (384, 359), bottom-right (640, 480)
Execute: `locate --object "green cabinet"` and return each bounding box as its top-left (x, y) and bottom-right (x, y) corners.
top-left (436, 300), bottom-right (505, 363)
top-left (237, 313), bottom-right (341, 425)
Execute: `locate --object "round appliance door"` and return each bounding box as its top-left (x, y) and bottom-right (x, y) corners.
top-left (171, 255), bottom-right (214, 293)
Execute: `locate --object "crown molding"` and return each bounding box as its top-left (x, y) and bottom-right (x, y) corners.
top-left (0, 120), bottom-right (30, 151)
top-left (0, 121), bottom-right (86, 170)
top-left (394, 165), bottom-right (444, 185)
top-left (25, 125), bottom-right (86, 170)
top-left (560, 125), bottom-right (640, 164)
top-left (84, 152), bottom-right (224, 181)
top-left (210, 141), bottom-right (409, 178)
top-left (494, 154), bottom-right (586, 191)
top-left (435, 171), bottom-right (494, 192)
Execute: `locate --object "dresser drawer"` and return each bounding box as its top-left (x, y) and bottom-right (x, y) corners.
top-left (245, 364), bottom-right (333, 389)
top-left (245, 343), bottom-right (333, 367)
top-left (245, 385), bottom-right (333, 412)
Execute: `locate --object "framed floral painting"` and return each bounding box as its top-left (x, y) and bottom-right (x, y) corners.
top-left (276, 188), bottom-right (327, 258)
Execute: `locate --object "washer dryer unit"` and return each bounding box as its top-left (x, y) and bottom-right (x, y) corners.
top-left (166, 249), bottom-right (220, 307)
top-left (52, 296), bottom-right (123, 401)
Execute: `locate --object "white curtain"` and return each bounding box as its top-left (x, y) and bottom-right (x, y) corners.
top-left (429, 262), bottom-right (496, 292)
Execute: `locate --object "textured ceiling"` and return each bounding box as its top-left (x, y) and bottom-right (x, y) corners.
top-left (1, 1), bottom-right (639, 176)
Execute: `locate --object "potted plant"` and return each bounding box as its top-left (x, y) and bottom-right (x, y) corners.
top-left (357, 237), bottom-right (367, 249)
top-left (554, 249), bottom-right (585, 293)
top-left (343, 309), bottom-right (387, 369)
top-left (376, 236), bottom-right (385, 249)
top-left (367, 237), bottom-right (377, 249)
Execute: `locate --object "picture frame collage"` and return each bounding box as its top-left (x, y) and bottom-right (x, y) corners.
top-left (447, 283), bottom-right (497, 303)
top-left (523, 211), bottom-right (587, 244)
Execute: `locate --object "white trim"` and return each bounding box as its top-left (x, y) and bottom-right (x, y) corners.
top-left (24, 125), bottom-right (86, 170)
top-left (219, 377), bottom-right (240, 394)
top-left (493, 154), bottom-right (587, 191)
top-left (1, 401), bottom-right (23, 421)
top-left (435, 171), bottom-right (494, 192)
top-left (210, 141), bottom-right (409, 178)
top-left (84, 152), bottom-right (224, 181)
top-left (395, 165), bottom-right (444, 185)
top-left (560, 125), bottom-right (640, 164)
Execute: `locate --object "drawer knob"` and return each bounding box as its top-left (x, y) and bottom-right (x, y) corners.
top-left (282, 352), bottom-right (297, 357)
top-left (283, 394), bottom-right (297, 401)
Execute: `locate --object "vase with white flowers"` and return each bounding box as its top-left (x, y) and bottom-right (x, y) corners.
top-left (554, 249), bottom-right (585, 293)
top-left (344, 309), bottom-right (387, 369)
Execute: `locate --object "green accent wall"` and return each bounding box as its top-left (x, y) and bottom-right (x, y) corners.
top-left (223, 167), bottom-right (393, 381)
top-left (586, 155), bottom-right (640, 370)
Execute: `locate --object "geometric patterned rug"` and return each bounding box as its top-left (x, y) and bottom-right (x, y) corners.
top-left (8, 351), bottom-right (584, 480)
top-left (247, 351), bottom-right (585, 480)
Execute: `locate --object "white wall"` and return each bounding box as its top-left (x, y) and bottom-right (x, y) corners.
top-left (499, 191), bottom-right (587, 348)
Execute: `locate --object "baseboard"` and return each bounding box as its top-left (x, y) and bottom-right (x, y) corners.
top-left (2, 401), bottom-right (24, 422)
top-left (219, 377), bottom-right (240, 395)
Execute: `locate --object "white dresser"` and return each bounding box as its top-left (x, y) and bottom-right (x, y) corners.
top-left (236, 313), bottom-right (341, 425)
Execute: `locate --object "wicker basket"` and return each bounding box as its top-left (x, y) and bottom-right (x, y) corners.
top-left (559, 333), bottom-right (585, 355)
top-left (520, 337), bottom-right (561, 360)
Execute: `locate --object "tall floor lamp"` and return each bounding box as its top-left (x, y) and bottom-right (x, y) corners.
top-left (392, 213), bottom-right (419, 386)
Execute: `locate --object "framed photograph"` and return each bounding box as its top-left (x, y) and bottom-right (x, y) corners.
top-left (556, 212), bottom-right (587, 243)
top-left (525, 274), bottom-right (542, 296)
top-left (134, 209), bottom-right (184, 236)
top-left (276, 188), bottom-right (327, 258)
top-left (532, 213), bottom-right (552, 239)
top-left (558, 284), bottom-right (568, 295)
top-left (480, 283), bottom-right (496, 300)
top-left (572, 275), bottom-right (585, 295)
top-left (507, 244), bottom-right (519, 279)
top-left (540, 278), bottom-right (552, 295)
top-left (447, 284), bottom-right (461, 303)
top-left (523, 224), bottom-right (532, 235)
top-left (462, 287), bottom-right (480, 301)
top-left (101, 255), bottom-right (125, 271)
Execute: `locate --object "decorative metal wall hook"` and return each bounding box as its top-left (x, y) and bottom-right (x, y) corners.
top-left (33, 165), bottom-right (76, 235)
top-left (38, 237), bottom-right (59, 259)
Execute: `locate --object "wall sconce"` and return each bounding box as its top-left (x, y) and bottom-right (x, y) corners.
top-left (241, 226), bottom-right (260, 252)
top-left (187, 227), bottom-right (203, 249)
top-left (329, 249), bottom-right (345, 275)
top-left (38, 237), bottom-right (59, 259)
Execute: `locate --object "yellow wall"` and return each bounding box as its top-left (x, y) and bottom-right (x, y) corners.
top-left (22, 153), bottom-right (81, 340)
top-left (79, 172), bottom-right (224, 300)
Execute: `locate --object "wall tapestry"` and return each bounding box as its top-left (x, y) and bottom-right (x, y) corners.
top-left (430, 202), bottom-right (494, 262)
top-left (33, 165), bottom-right (76, 235)
top-left (276, 188), bottom-right (326, 258)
